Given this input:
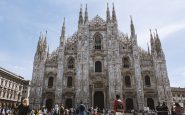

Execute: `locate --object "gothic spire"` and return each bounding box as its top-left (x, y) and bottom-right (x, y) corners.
top-left (147, 42), bottom-right (150, 54)
top-left (60, 18), bottom-right (65, 46)
top-left (106, 3), bottom-right (110, 23)
top-left (112, 3), bottom-right (117, 23)
top-left (150, 29), bottom-right (154, 53)
top-left (155, 29), bottom-right (162, 49)
top-left (130, 16), bottom-right (135, 37)
top-left (150, 29), bottom-right (153, 40)
top-left (47, 45), bottom-right (49, 57)
top-left (78, 4), bottom-right (83, 26)
top-left (84, 4), bottom-right (88, 24)
top-left (155, 29), bottom-right (159, 39)
top-left (37, 32), bottom-right (42, 52)
top-left (43, 30), bottom-right (47, 51)
top-left (44, 31), bottom-right (47, 45)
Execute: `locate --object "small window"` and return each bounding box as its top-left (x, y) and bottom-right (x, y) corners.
top-left (145, 75), bottom-right (151, 86)
top-left (94, 34), bottom-right (102, 50)
top-left (67, 77), bottom-right (72, 87)
top-left (125, 76), bottom-right (131, 87)
top-left (48, 77), bottom-right (54, 88)
top-left (123, 57), bottom-right (130, 68)
top-left (95, 61), bottom-right (102, 72)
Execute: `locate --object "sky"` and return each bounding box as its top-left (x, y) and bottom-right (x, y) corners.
top-left (0, 0), bottom-right (185, 87)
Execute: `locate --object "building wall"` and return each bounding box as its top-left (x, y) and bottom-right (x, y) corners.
top-left (0, 67), bottom-right (28, 108)
top-left (171, 87), bottom-right (185, 107)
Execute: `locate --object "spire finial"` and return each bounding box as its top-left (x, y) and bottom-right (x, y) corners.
top-left (106, 3), bottom-right (110, 23)
top-left (39, 31), bottom-right (42, 41)
top-left (147, 42), bottom-right (150, 54)
top-left (155, 28), bottom-right (159, 39)
top-left (130, 15), bottom-right (133, 24)
top-left (63, 17), bottom-right (65, 27)
top-left (150, 29), bottom-right (153, 39)
top-left (130, 15), bottom-right (135, 36)
top-left (60, 17), bottom-right (66, 46)
top-left (44, 30), bottom-right (47, 40)
top-left (78, 4), bottom-right (83, 25)
top-left (62, 17), bottom-right (65, 37)
top-left (84, 4), bottom-right (88, 24)
top-left (112, 3), bottom-right (117, 23)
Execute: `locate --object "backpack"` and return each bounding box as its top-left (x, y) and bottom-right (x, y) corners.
top-left (116, 100), bottom-right (123, 112)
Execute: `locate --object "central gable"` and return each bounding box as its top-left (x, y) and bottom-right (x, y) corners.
top-left (89, 15), bottom-right (106, 31)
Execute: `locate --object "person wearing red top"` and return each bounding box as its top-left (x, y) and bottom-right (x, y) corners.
top-left (113, 94), bottom-right (124, 115)
top-left (122, 95), bottom-right (126, 113)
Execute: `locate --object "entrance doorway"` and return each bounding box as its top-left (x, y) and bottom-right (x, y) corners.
top-left (46, 99), bottom-right (53, 110)
top-left (147, 98), bottom-right (154, 110)
top-left (65, 98), bottom-right (72, 109)
top-left (94, 91), bottom-right (104, 110)
top-left (126, 98), bottom-right (134, 111)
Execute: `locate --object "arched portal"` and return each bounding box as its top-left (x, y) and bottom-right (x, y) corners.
top-left (46, 99), bottom-right (53, 110)
top-left (126, 98), bottom-right (134, 111)
top-left (65, 98), bottom-right (72, 109)
top-left (147, 98), bottom-right (154, 110)
top-left (94, 91), bottom-right (104, 110)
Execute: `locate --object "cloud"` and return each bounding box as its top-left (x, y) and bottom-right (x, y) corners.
top-left (158, 22), bottom-right (185, 40)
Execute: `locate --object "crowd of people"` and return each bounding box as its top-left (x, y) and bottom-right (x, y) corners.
top-left (0, 95), bottom-right (184, 115)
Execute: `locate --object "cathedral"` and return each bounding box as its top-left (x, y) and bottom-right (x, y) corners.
top-left (29, 4), bottom-right (172, 111)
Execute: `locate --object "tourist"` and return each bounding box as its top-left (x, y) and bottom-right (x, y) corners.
top-left (171, 104), bottom-right (176, 115)
top-left (60, 104), bottom-right (65, 115)
top-left (175, 102), bottom-right (183, 115)
top-left (79, 101), bottom-right (85, 115)
top-left (122, 95), bottom-right (126, 114)
top-left (156, 102), bottom-right (163, 115)
top-left (17, 98), bottom-right (32, 115)
top-left (113, 94), bottom-right (124, 115)
top-left (53, 104), bottom-right (60, 115)
top-left (162, 102), bottom-right (168, 115)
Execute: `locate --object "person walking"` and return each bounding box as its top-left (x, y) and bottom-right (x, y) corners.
top-left (162, 102), bottom-right (169, 115)
top-left (17, 98), bottom-right (32, 115)
top-left (113, 94), bottom-right (124, 115)
top-left (60, 104), bottom-right (65, 115)
top-left (79, 101), bottom-right (85, 115)
top-left (175, 102), bottom-right (183, 115)
top-left (156, 102), bottom-right (163, 115)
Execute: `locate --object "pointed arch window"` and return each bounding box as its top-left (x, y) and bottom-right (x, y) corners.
top-left (94, 34), bottom-right (102, 50)
top-left (125, 76), bottom-right (131, 87)
top-left (145, 75), bottom-right (151, 86)
top-left (48, 77), bottom-right (54, 88)
top-left (123, 57), bottom-right (130, 68)
top-left (95, 61), bottom-right (102, 72)
top-left (67, 77), bottom-right (72, 87)
top-left (68, 57), bottom-right (75, 69)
